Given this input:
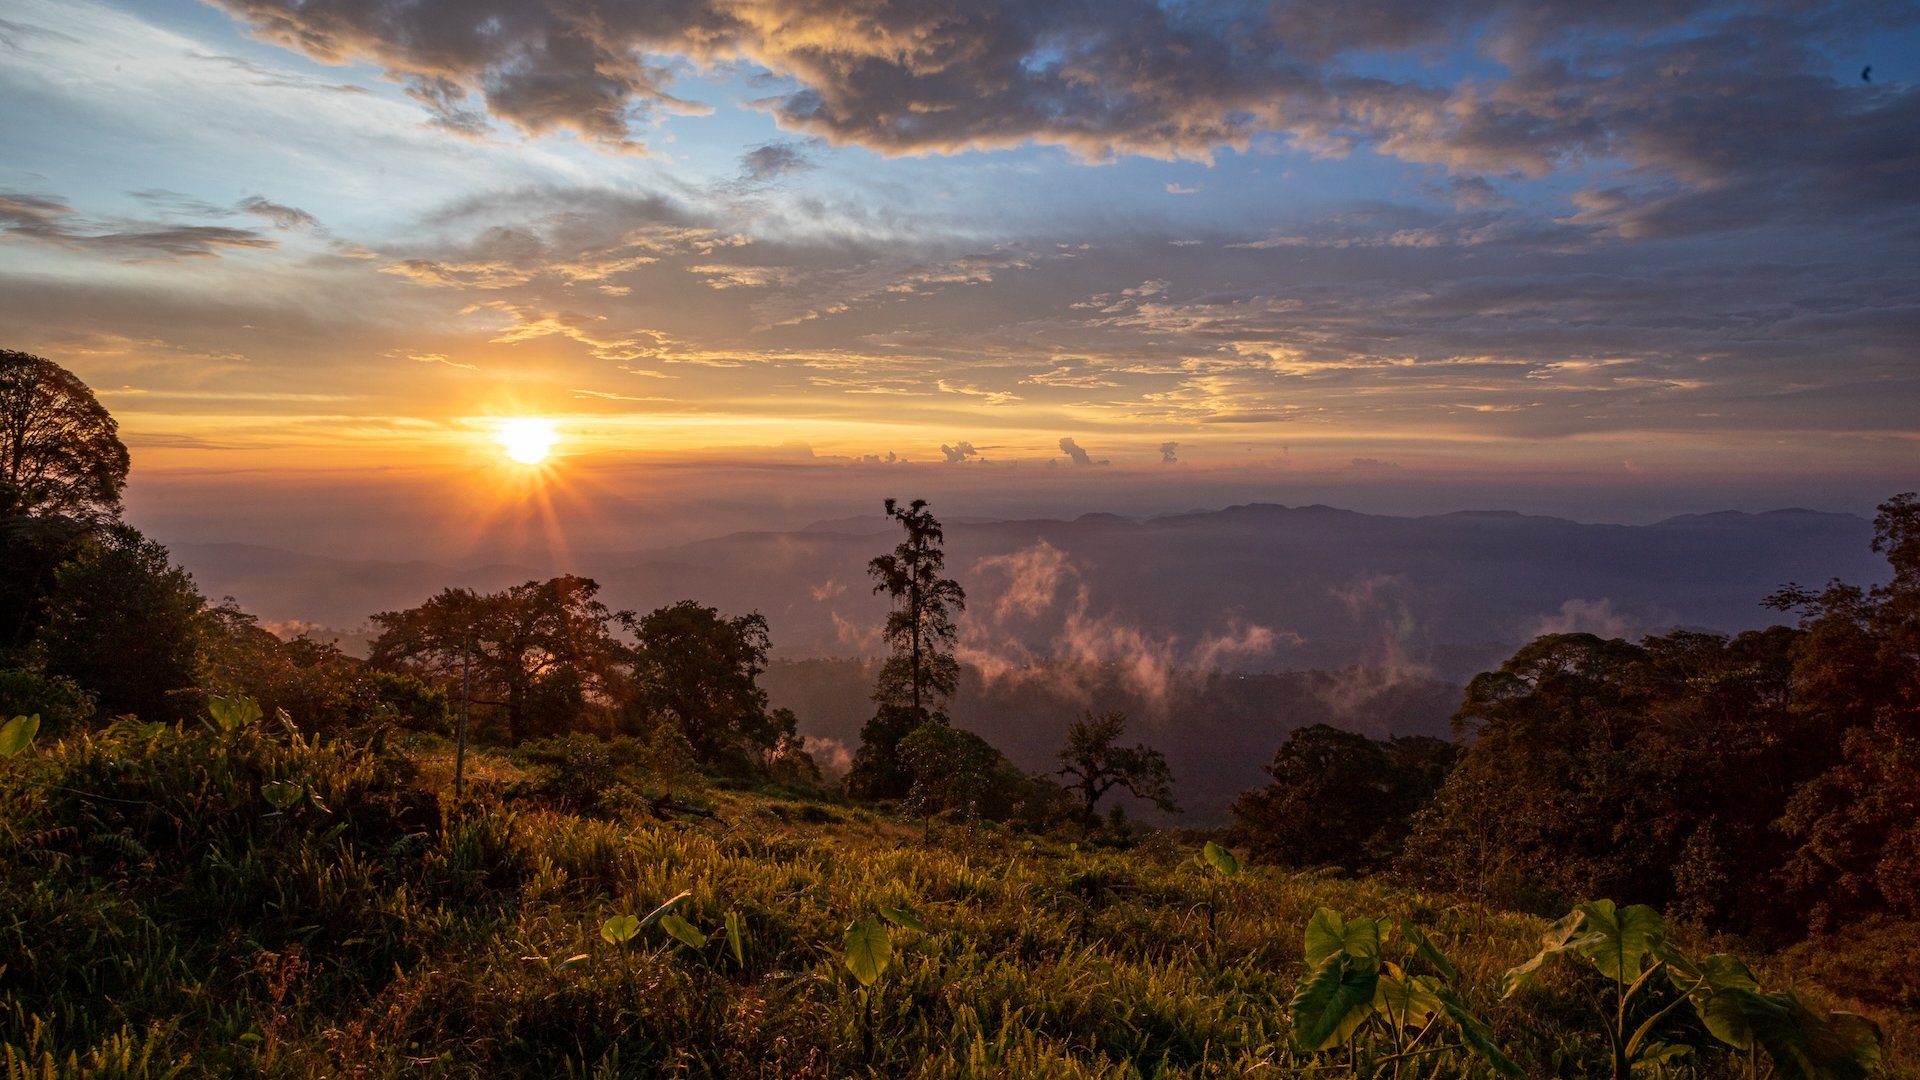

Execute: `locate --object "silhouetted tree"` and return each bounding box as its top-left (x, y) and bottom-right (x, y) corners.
top-left (1054, 710), bottom-right (1179, 825)
top-left (847, 498), bottom-right (965, 799)
top-left (369, 576), bottom-right (624, 744)
top-left (203, 602), bottom-right (447, 735)
top-left (1, 511), bottom-right (96, 652)
top-left (1766, 491), bottom-right (1920, 927)
top-left (620, 599), bottom-right (794, 770)
top-left (36, 524), bottom-right (206, 724)
top-left (900, 722), bottom-right (1002, 833)
top-left (0, 349), bottom-right (129, 521)
top-left (1232, 724), bottom-right (1454, 870)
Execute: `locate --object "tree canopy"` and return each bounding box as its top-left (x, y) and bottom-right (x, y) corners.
top-left (622, 599), bottom-right (794, 770)
top-left (0, 349), bottom-right (130, 521)
top-left (1054, 710), bottom-right (1179, 825)
top-left (368, 576), bottom-right (626, 744)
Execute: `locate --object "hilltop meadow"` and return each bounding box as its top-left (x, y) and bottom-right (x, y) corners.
top-left (3, 352), bottom-right (1917, 1077)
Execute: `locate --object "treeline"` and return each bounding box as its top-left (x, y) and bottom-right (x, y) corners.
top-left (6, 347), bottom-right (1918, 944)
top-left (1229, 492), bottom-right (1919, 943)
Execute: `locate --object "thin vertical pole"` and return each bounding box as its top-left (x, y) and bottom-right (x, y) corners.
top-left (455, 628), bottom-right (471, 798)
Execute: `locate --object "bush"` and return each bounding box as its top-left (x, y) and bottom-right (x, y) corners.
top-left (0, 666), bottom-right (93, 736)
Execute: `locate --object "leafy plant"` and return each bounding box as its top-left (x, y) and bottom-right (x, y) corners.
top-left (601, 889), bottom-right (694, 951)
top-left (1289, 906), bottom-right (1520, 1077)
top-left (0, 713), bottom-right (39, 758)
top-left (205, 694), bottom-right (262, 733)
top-left (1195, 840), bottom-right (1241, 938)
top-left (1505, 900), bottom-right (1884, 1080)
top-left (841, 904), bottom-right (926, 1061)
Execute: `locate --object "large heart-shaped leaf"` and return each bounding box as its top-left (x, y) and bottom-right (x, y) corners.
top-left (1571, 900), bottom-right (1667, 984)
top-left (658, 913), bottom-right (708, 949)
top-left (1701, 988), bottom-right (1881, 1080)
top-left (0, 714), bottom-right (40, 757)
top-left (207, 695), bottom-right (262, 732)
top-left (844, 917), bottom-right (892, 987)
top-left (601, 914), bottom-right (641, 946)
top-left (1372, 965), bottom-right (1443, 1028)
top-left (1201, 841), bottom-right (1241, 878)
top-left (1305, 908), bottom-right (1381, 968)
top-left (1290, 952), bottom-right (1381, 1050)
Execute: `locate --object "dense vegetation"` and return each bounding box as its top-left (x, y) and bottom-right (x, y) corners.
top-left (0, 722), bottom-right (1905, 1077)
top-left (2, 350), bottom-right (1915, 1076)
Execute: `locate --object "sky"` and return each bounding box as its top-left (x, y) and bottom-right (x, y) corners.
top-left (0, 0), bottom-right (1915, 560)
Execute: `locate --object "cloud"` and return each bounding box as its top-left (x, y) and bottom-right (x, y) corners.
top-left (960, 541), bottom-right (1291, 710)
top-left (1528, 597), bottom-right (1632, 639)
top-left (739, 140), bottom-right (815, 182)
top-left (0, 191), bottom-right (279, 259)
top-left (939, 441), bottom-right (982, 463)
top-left (237, 196), bottom-right (321, 231)
top-left (1166, 183), bottom-right (1201, 195)
top-left (203, 0), bottom-right (1920, 229)
top-left (1058, 437), bottom-right (1108, 467)
top-left (1159, 441), bottom-right (1178, 464)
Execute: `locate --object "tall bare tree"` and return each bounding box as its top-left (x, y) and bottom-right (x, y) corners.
top-left (848, 498), bottom-right (966, 799)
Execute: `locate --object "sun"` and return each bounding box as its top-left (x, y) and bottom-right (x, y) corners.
top-left (496, 417), bottom-right (558, 465)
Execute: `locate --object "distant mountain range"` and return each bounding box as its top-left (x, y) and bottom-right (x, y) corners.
top-left (169, 502), bottom-right (1887, 821)
top-left (171, 502), bottom-right (1884, 680)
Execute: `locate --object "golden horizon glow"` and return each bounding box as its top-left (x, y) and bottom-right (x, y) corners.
top-left (497, 417), bottom-right (559, 465)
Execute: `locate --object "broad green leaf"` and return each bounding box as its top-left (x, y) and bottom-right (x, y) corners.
top-left (658, 912), bottom-right (708, 948)
top-left (1304, 908), bottom-right (1382, 968)
top-left (878, 905), bottom-right (926, 933)
top-left (601, 914), bottom-right (641, 946)
top-left (1503, 909), bottom-right (1599, 998)
top-left (0, 714), bottom-right (40, 757)
top-left (640, 890), bottom-right (693, 929)
top-left (1372, 965), bottom-right (1443, 1028)
top-left (1571, 900), bottom-right (1667, 984)
top-left (843, 917), bottom-right (892, 987)
top-left (261, 781), bottom-right (303, 810)
top-left (1702, 989), bottom-right (1881, 1080)
top-left (207, 695), bottom-right (262, 732)
top-left (1289, 952), bottom-right (1380, 1051)
top-left (1201, 841), bottom-right (1241, 877)
top-left (1436, 988), bottom-right (1524, 1078)
top-left (724, 910), bottom-right (746, 966)
top-left (1399, 920), bottom-right (1459, 983)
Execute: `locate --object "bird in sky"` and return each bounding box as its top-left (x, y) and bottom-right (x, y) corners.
top-left (1862, 64), bottom-right (1872, 82)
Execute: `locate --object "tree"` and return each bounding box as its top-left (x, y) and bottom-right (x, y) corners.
top-left (1766, 491), bottom-right (1920, 927)
top-left (35, 523), bottom-right (207, 723)
top-left (1054, 710), bottom-right (1179, 825)
top-left (847, 498), bottom-right (966, 799)
top-left (621, 599), bottom-right (793, 770)
top-left (1231, 724), bottom-right (1454, 871)
top-left (900, 723), bottom-right (1003, 834)
top-left (1, 511), bottom-right (96, 652)
top-left (368, 576), bottom-right (625, 744)
top-left (0, 349), bottom-right (129, 520)
top-left (202, 602), bottom-right (446, 735)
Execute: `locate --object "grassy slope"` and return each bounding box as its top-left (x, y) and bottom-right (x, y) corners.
top-left (1, 728), bottom-right (1912, 1079)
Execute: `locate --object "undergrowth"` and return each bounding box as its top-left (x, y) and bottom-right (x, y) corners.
top-left (0, 717), bottom-right (1911, 1078)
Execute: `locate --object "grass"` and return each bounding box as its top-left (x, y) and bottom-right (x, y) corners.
top-left (1, 724), bottom-right (1912, 1078)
